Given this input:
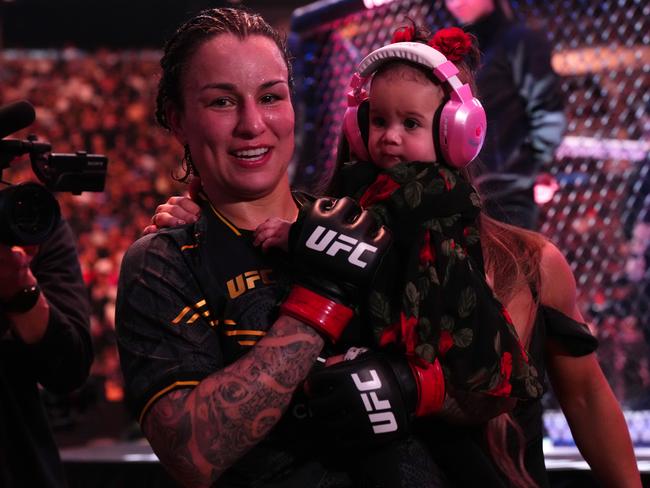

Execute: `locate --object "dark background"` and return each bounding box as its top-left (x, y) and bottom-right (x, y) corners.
top-left (0, 0), bottom-right (313, 49)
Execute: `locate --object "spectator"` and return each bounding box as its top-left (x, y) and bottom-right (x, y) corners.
top-left (0, 217), bottom-right (93, 487)
top-left (445, 0), bottom-right (566, 229)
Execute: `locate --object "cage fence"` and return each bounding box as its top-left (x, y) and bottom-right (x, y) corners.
top-left (289, 0), bottom-right (650, 444)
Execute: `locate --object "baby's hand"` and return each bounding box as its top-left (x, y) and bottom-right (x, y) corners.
top-left (254, 218), bottom-right (291, 252)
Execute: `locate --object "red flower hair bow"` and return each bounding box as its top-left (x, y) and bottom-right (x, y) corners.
top-left (429, 27), bottom-right (472, 62)
top-left (391, 25), bottom-right (415, 43)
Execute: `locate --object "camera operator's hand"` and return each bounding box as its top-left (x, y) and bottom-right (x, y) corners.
top-left (0, 244), bottom-right (38, 300)
top-left (0, 244), bottom-right (49, 343)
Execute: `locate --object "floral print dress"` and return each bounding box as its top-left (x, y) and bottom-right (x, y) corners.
top-left (334, 160), bottom-right (542, 406)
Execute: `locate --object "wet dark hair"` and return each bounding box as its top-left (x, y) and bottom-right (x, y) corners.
top-left (155, 7), bottom-right (293, 131)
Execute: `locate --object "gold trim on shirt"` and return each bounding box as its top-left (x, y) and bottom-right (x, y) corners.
top-left (139, 380), bottom-right (200, 425)
top-left (172, 299), bottom-right (208, 325)
top-left (207, 201), bottom-right (241, 236)
top-left (224, 330), bottom-right (266, 337)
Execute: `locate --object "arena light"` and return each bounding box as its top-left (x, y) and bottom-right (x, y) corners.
top-left (363, 0), bottom-right (396, 9)
top-left (534, 173), bottom-right (559, 205)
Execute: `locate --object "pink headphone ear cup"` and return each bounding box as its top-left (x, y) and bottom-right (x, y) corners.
top-left (343, 102), bottom-right (371, 161)
top-left (438, 99), bottom-right (486, 168)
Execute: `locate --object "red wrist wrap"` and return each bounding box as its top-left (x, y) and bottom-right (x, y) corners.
top-left (279, 285), bottom-right (354, 343)
top-left (409, 357), bottom-right (445, 416)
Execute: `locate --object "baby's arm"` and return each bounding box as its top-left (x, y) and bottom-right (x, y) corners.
top-left (254, 218), bottom-right (292, 252)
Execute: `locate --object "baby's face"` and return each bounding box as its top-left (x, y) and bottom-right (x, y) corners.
top-left (367, 66), bottom-right (443, 169)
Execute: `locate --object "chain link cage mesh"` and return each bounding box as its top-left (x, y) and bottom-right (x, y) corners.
top-left (290, 0), bottom-right (650, 440)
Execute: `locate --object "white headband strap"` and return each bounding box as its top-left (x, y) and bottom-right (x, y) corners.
top-left (357, 42), bottom-right (449, 77)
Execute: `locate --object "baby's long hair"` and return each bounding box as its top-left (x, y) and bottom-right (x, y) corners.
top-left (480, 217), bottom-right (545, 488)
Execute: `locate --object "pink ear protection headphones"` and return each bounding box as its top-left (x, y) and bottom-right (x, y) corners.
top-left (342, 42), bottom-right (486, 168)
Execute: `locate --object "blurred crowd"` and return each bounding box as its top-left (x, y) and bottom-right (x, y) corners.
top-left (0, 48), bottom-right (185, 430)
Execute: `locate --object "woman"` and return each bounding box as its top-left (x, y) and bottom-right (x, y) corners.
top-left (117, 8), bottom-right (417, 488)
top-left (415, 216), bottom-right (641, 487)
top-left (147, 14), bottom-right (640, 488)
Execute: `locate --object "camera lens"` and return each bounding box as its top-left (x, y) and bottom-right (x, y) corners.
top-left (0, 182), bottom-right (61, 246)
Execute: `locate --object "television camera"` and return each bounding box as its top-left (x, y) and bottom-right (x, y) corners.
top-left (0, 100), bottom-right (107, 246)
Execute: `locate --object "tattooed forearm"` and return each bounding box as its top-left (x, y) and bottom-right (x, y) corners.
top-left (144, 389), bottom-right (206, 486)
top-left (196, 317), bottom-right (323, 476)
top-left (144, 316), bottom-right (324, 486)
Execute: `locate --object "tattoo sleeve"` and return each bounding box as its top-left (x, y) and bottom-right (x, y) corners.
top-left (143, 316), bottom-right (324, 487)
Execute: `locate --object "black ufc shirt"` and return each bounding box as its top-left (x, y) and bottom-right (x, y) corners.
top-left (116, 197), bottom-right (353, 487)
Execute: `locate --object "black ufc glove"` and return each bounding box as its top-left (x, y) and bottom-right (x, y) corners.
top-left (280, 197), bottom-right (391, 342)
top-left (305, 351), bottom-right (445, 449)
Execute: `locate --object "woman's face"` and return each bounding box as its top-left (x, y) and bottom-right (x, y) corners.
top-left (445, 0), bottom-right (495, 25)
top-left (170, 34), bottom-right (295, 202)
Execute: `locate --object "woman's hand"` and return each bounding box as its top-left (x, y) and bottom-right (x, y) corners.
top-left (143, 196), bottom-right (201, 235)
top-left (304, 349), bottom-right (444, 450)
